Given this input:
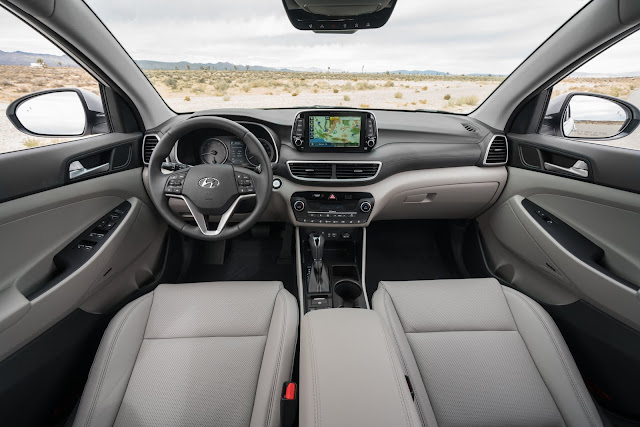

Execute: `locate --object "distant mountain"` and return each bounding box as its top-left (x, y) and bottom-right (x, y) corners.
top-left (392, 70), bottom-right (448, 75)
top-left (0, 49), bottom-right (459, 75)
top-left (0, 50), bottom-right (78, 67)
top-left (135, 59), bottom-right (286, 72)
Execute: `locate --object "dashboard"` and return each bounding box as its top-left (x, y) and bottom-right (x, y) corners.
top-left (147, 108), bottom-right (509, 228)
top-left (174, 122), bottom-right (278, 168)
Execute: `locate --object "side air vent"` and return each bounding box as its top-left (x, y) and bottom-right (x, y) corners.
top-left (336, 163), bottom-right (380, 180)
top-left (142, 134), bottom-right (159, 164)
top-left (288, 162), bottom-right (333, 180)
top-left (462, 123), bottom-right (478, 133)
top-left (484, 135), bottom-right (508, 165)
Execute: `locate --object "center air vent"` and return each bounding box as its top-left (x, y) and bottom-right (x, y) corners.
top-left (288, 162), bottom-right (333, 180)
top-left (336, 163), bottom-right (380, 180)
top-left (287, 161), bottom-right (382, 181)
top-left (484, 135), bottom-right (508, 165)
top-left (142, 134), bottom-right (159, 164)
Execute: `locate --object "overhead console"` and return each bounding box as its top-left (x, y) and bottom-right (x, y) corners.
top-left (291, 110), bottom-right (377, 152)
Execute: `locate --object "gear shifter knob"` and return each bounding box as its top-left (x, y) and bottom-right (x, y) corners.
top-left (309, 233), bottom-right (325, 274)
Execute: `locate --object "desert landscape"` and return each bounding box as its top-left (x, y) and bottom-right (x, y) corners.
top-left (1, 65), bottom-right (640, 153)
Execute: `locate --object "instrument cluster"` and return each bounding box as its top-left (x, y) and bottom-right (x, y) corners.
top-left (175, 122), bottom-right (278, 168)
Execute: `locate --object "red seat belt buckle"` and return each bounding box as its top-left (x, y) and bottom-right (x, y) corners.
top-left (284, 382), bottom-right (296, 400)
top-left (281, 382), bottom-right (298, 427)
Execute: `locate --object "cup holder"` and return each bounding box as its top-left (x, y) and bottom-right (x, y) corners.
top-left (334, 279), bottom-right (362, 301)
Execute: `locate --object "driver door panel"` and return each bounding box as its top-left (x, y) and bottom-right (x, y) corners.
top-left (0, 134), bottom-right (166, 363)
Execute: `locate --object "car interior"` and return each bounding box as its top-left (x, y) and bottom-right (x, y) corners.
top-left (1, 0), bottom-right (640, 426)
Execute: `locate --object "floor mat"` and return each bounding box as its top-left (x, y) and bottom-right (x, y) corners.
top-left (365, 220), bottom-right (462, 303)
top-left (183, 224), bottom-right (298, 298)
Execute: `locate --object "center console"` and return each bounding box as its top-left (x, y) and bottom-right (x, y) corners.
top-left (300, 309), bottom-right (421, 427)
top-left (298, 227), bottom-right (368, 313)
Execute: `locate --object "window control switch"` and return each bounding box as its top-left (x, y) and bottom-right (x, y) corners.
top-left (77, 240), bottom-right (97, 251)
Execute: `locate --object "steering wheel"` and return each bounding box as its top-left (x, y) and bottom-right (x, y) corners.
top-left (148, 116), bottom-right (273, 241)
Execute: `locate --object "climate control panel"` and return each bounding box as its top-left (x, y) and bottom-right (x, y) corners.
top-left (290, 191), bottom-right (375, 225)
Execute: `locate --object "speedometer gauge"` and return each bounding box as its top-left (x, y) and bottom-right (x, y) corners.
top-left (200, 138), bottom-right (228, 164)
top-left (245, 138), bottom-right (274, 167)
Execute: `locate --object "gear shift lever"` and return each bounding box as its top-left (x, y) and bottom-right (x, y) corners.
top-left (308, 233), bottom-right (329, 293)
top-left (309, 233), bottom-right (325, 275)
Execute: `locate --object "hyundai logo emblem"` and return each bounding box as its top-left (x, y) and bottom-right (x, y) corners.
top-left (198, 177), bottom-right (220, 189)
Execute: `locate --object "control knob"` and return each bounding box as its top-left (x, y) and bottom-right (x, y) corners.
top-left (293, 200), bottom-right (306, 212)
top-left (293, 137), bottom-right (303, 147)
top-left (365, 137), bottom-right (376, 148)
top-left (360, 201), bottom-right (372, 213)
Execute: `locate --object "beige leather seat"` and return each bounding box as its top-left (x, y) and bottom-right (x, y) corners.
top-left (72, 281), bottom-right (298, 427)
top-left (373, 278), bottom-right (603, 427)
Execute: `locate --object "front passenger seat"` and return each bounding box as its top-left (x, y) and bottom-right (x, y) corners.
top-left (373, 278), bottom-right (603, 427)
top-left (72, 281), bottom-right (298, 427)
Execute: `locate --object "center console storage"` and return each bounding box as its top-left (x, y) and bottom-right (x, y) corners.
top-left (298, 227), bottom-right (367, 313)
top-left (300, 309), bottom-right (421, 427)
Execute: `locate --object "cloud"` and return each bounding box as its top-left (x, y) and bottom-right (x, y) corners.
top-left (2, 0), bottom-right (593, 74)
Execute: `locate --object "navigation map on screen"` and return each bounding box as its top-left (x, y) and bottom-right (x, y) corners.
top-left (309, 115), bottom-right (361, 148)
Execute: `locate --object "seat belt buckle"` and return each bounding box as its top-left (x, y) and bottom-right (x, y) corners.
top-left (281, 381), bottom-right (298, 427)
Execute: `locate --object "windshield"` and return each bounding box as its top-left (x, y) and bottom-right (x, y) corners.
top-left (85, 0), bottom-right (587, 113)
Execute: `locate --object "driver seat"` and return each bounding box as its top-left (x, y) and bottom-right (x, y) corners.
top-left (72, 281), bottom-right (298, 427)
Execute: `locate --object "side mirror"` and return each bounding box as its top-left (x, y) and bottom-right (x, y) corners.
top-left (6, 88), bottom-right (108, 137)
top-left (543, 92), bottom-right (640, 139)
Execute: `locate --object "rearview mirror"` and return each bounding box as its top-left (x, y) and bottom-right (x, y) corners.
top-left (282, 0), bottom-right (397, 33)
top-left (543, 92), bottom-right (640, 140)
top-left (6, 88), bottom-right (108, 137)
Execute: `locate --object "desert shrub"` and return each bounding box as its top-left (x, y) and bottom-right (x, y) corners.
top-left (394, 92), bottom-right (403, 99)
top-left (356, 82), bottom-right (376, 90)
top-left (443, 94), bottom-right (451, 100)
top-left (333, 88), bottom-right (339, 93)
top-left (343, 95), bottom-right (351, 101)
top-left (22, 138), bottom-right (40, 148)
top-left (184, 96), bottom-right (191, 101)
top-left (384, 80), bottom-right (394, 87)
top-left (223, 95), bottom-right (231, 101)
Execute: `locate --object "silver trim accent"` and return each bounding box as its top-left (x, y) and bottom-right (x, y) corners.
top-left (69, 162), bottom-right (110, 179)
top-left (290, 109), bottom-right (379, 150)
top-left (142, 133), bottom-right (160, 165)
top-left (361, 227), bottom-right (370, 309)
top-left (167, 193), bottom-right (256, 236)
top-left (245, 138), bottom-right (275, 167)
top-left (295, 227), bottom-right (305, 317)
top-left (544, 160), bottom-right (589, 178)
top-left (239, 121), bottom-right (280, 166)
top-left (287, 160), bottom-right (382, 182)
top-left (483, 134), bottom-right (508, 166)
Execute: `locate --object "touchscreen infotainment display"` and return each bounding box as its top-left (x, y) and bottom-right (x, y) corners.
top-left (308, 115), bottom-right (361, 148)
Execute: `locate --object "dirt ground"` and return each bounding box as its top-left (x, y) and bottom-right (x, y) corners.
top-left (1, 65), bottom-right (640, 153)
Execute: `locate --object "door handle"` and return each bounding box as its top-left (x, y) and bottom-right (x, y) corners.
top-left (544, 160), bottom-right (589, 178)
top-left (69, 162), bottom-right (110, 179)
